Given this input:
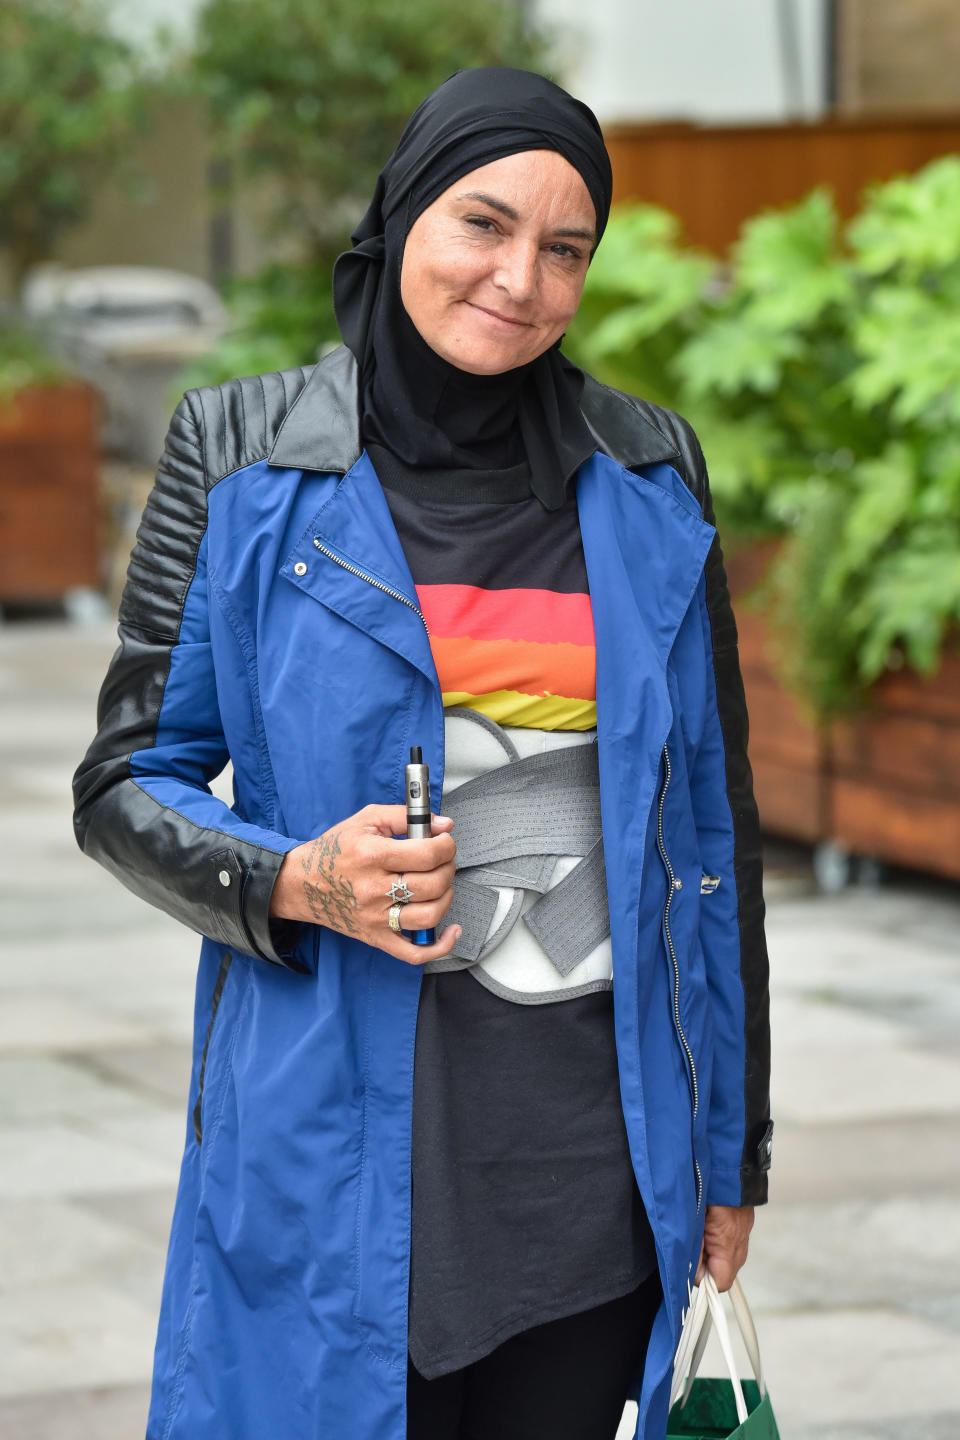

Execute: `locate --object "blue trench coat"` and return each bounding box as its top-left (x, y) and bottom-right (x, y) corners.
top-left (74, 352), bottom-right (771, 1440)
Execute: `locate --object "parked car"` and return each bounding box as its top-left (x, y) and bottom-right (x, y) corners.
top-left (22, 265), bottom-right (228, 465)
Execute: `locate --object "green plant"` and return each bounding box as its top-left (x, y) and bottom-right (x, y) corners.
top-left (186, 0), bottom-right (550, 380)
top-left (0, 0), bottom-right (147, 286)
top-left (568, 158), bottom-right (960, 717)
top-left (0, 319), bottom-right (70, 402)
top-left (193, 0), bottom-right (549, 262)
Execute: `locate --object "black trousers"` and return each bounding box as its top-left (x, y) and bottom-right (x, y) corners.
top-left (406, 1273), bottom-right (662, 1440)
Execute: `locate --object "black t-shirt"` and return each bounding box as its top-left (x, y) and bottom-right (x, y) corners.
top-left (373, 447), bottom-right (657, 1379)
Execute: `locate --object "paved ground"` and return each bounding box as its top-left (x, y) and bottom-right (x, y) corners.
top-left (1, 619), bottom-right (958, 1439)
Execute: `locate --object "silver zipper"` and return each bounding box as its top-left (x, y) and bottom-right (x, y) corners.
top-left (313, 538), bottom-right (429, 633)
top-left (656, 742), bottom-right (703, 1212)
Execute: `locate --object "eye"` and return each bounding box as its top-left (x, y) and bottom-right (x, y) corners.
top-left (465, 214), bottom-right (498, 233)
top-left (549, 242), bottom-right (584, 262)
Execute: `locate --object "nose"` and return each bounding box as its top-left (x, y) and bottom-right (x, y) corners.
top-left (492, 237), bottom-right (538, 303)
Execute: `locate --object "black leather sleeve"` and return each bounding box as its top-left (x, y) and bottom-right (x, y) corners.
top-left (72, 393), bottom-right (304, 969)
top-left (661, 408), bottom-right (773, 1205)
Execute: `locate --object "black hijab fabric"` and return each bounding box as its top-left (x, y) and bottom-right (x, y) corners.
top-left (333, 68), bottom-right (613, 510)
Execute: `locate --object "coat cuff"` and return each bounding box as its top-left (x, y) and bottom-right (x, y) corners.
top-left (707, 1120), bottom-right (773, 1207)
top-left (238, 841), bottom-right (310, 970)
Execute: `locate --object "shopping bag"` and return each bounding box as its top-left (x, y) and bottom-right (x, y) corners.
top-left (667, 1274), bottom-right (780, 1439)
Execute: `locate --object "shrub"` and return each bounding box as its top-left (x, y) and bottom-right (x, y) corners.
top-left (568, 158), bottom-right (960, 717)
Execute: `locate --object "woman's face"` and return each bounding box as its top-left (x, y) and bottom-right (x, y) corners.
top-left (400, 150), bottom-right (596, 375)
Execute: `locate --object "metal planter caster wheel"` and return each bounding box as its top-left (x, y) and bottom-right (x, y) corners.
top-left (856, 856), bottom-right (886, 890)
top-left (813, 842), bottom-right (853, 894)
top-left (63, 586), bottom-right (112, 627)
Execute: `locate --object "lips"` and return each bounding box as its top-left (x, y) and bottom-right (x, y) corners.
top-left (467, 302), bottom-right (532, 329)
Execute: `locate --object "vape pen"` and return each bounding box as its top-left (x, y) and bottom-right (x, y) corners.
top-left (404, 746), bottom-right (435, 946)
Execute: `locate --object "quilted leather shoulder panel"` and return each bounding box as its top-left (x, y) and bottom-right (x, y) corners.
top-left (189, 365), bottom-right (314, 488)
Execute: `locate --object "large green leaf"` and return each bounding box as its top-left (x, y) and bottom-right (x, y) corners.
top-left (734, 189), bottom-right (854, 327)
top-left (675, 315), bottom-right (804, 397)
top-left (850, 285), bottom-right (960, 426)
top-left (852, 536), bottom-right (960, 679)
top-left (848, 158), bottom-right (960, 277)
top-left (582, 205), bottom-right (713, 300)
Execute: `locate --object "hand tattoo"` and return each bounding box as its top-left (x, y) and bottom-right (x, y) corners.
top-left (300, 831), bottom-right (358, 934)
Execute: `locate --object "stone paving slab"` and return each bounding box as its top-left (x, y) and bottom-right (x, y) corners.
top-left (76, 1041), bottom-right (194, 1108)
top-left (769, 1116), bottom-right (960, 1202)
top-left (772, 1023), bottom-right (960, 1122)
top-left (0, 1055), bottom-right (150, 1124)
top-left (0, 1384), bottom-right (151, 1440)
top-left (0, 990), bottom-right (157, 1053)
top-left (0, 1277), bottom-right (158, 1397)
top-left (746, 1194), bottom-right (960, 1310)
top-left (74, 1186), bottom-right (180, 1249)
top-left (0, 1124), bottom-right (178, 1199)
top-left (744, 1308), bottom-right (960, 1430)
top-left (790, 1419), bottom-right (960, 1440)
top-left (1, 929), bottom-right (198, 990)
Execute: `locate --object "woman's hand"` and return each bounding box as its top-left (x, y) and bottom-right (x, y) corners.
top-left (270, 805), bottom-right (461, 965)
top-left (695, 1205), bottom-right (754, 1292)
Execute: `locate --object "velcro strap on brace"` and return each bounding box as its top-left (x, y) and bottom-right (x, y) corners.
top-left (424, 712), bottom-right (608, 977)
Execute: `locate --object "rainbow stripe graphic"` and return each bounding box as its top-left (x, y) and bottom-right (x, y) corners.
top-left (417, 583), bottom-right (597, 731)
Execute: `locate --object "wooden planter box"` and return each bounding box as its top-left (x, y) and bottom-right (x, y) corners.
top-left (828, 651), bottom-right (960, 882)
top-left (728, 540), bottom-right (960, 884)
top-left (0, 382), bottom-right (101, 603)
top-left (726, 542), bottom-right (830, 845)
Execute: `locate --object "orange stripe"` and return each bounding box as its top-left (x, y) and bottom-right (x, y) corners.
top-left (430, 633), bottom-right (595, 703)
top-left (417, 584), bottom-right (594, 646)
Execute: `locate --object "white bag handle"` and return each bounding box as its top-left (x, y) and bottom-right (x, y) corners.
top-left (729, 1277), bottom-right (764, 1397)
top-left (670, 1273), bottom-right (766, 1423)
top-left (669, 1280), bottom-right (709, 1407)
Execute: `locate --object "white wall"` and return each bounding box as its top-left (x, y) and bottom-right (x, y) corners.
top-left (538, 0), bottom-right (829, 124)
top-left (106, 0), bottom-right (201, 54)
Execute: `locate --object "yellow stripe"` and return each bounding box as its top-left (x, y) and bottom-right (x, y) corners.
top-left (442, 689), bottom-right (597, 732)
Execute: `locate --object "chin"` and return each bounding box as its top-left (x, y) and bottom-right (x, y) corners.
top-left (441, 341), bottom-right (536, 376)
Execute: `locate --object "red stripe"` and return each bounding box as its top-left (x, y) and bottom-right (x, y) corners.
top-left (416, 584), bottom-right (594, 647)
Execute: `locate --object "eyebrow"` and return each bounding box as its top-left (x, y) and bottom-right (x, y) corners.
top-left (456, 190), bottom-right (596, 244)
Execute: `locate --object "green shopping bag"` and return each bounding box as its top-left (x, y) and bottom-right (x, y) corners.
top-left (667, 1275), bottom-right (781, 1440)
top-left (667, 1378), bottom-right (779, 1439)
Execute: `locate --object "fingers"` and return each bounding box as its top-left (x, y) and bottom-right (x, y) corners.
top-left (706, 1255), bottom-right (738, 1293)
top-left (355, 805), bottom-right (455, 840)
top-left (378, 918), bottom-right (462, 967)
top-left (698, 1204), bottom-right (753, 1292)
top-left (387, 862), bottom-right (456, 904)
top-left (390, 888), bottom-right (455, 933)
top-left (376, 831), bottom-right (457, 871)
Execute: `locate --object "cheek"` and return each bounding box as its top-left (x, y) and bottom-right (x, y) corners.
top-left (404, 240), bottom-right (491, 307)
top-left (541, 272), bottom-right (585, 331)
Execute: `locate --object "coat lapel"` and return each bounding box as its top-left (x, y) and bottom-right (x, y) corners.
top-left (578, 448), bottom-right (716, 705)
top-left (281, 452), bottom-right (438, 685)
top-left (577, 449), bottom-right (716, 965)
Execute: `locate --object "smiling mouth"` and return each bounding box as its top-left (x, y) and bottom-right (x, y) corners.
top-left (467, 302), bottom-right (533, 329)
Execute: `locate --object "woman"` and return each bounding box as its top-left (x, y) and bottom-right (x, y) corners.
top-left (73, 68), bottom-right (771, 1440)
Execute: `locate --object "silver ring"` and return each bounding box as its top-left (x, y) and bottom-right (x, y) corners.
top-left (386, 874), bottom-right (414, 904)
top-left (387, 903), bottom-right (404, 934)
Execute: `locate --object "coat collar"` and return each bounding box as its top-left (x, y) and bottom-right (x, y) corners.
top-left (268, 346), bottom-right (682, 476)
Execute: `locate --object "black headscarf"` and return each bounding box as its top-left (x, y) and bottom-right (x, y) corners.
top-left (333, 67), bottom-right (613, 510)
